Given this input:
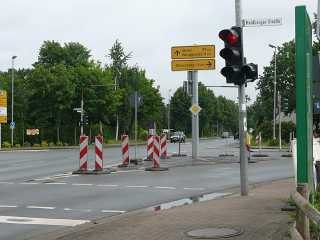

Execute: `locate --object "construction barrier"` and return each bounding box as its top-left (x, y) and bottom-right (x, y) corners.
top-left (95, 135), bottom-right (104, 171)
top-left (147, 134), bottom-right (154, 161)
top-left (160, 134), bottom-right (168, 159)
top-left (79, 135), bottom-right (88, 171)
top-left (121, 134), bottom-right (130, 165)
top-left (152, 135), bottom-right (160, 168)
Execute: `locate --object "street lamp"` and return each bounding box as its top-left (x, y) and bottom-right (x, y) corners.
top-left (268, 44), bottom-right (277, 140)
top-left (11, 55), bottom-right (17, 147)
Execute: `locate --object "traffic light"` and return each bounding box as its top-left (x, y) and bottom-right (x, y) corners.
top-left (242, 63), bottom-right (258, 82)
top-left (219, 26), bottom-right (244, 85)
top-left (84, 115), bottom-right (89, 125)
top-left (282, 97), bottom-right (289, 114)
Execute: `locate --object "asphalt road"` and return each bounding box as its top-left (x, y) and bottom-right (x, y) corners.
top-left (0, 138), bottom-right (294, 240)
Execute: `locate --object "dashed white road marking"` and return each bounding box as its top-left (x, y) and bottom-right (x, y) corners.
top-left (126, 185), bottom-right (148, 188)
top-left (44, 182), bottom-right (67, 185)
top-left (0, 182), bottom-right (14, 185)
top-left (101, 210), bottom-right (126, 213)
top-left (71, 183), bottom-right (93, 186)
top-left (27, 206), bottom-right (56, 210)
top-left (0, 216), bottom-right (89, 226)
top-left (97, 184), bottom-right (119, 187)
top-left (183, 187), bottom-right (205, 191)
top-left (19, 182), bottom-right (39, 185)
top-left (154, 186), bottom-right (176, 190)
top-left (0, 205), bottom-right (17, 208)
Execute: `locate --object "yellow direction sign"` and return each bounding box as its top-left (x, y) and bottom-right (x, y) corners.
top-left (171, 59), bottom-right (215, 71)
top-left (189, 104), bottom-right (202, 115)
top-left (171, 45), bottom-right (215, 59)
top-left (0, 90), bottom-right (7, 123)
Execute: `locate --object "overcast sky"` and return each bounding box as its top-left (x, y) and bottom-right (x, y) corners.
top-left (0, 0), bottom-right (317, 103)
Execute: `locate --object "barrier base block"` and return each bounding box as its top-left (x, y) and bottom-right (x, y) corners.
top-left (72, 169), bottom-right (112, 175)
top-left (144, 157), bottom-right (153, 161)
top-left (145, 167), bottom-right (169, 171)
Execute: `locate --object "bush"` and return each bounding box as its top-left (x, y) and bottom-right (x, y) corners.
top-left (14, 144), bottom-right (21, 148)
top-left (2, 141), bottom-right (11, 148)
top-left (41, 140), bottom-right (48, 147)
top-left (33, 143), bottom-right (41, 147)
top-left (24, 141), bottom-right (31, 147)
top-left (56, 141), bottom-right (63, 146)
top-left (267, 138), bottom-right (279, 146)
top-left (49, 142), bottom-right (55, 147)
top-left (139, 129), bottom-right (148, 140)
top-left (63, 142), bottom-right (69, 146)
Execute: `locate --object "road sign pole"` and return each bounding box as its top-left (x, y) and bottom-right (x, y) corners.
top-left (81, 90), bottom-right (84, 136)
top-left (191, 70), bottom-right (199, 159)
top-left (134, 91), bottom-right (138, 161)
top-left (0, 123), bottom-right (2, 150)
top-left (236, 0), bottom-right (248, 196)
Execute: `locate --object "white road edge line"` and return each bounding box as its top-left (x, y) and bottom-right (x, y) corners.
top-left (0, 216), bottom-right (89, 226)
top-left (96, 184), bottom-right (119, 187)
top-left (27, 206), bottom-right (56, 210)
top-left (126, 185), bottom-right (148, 188)
top-left (0, 182), bottom-right (14, 185)
top-left (0, 205), bottom-right (17, 208)
top-left (183, 187), bottom-right (205, 190)
top-left (45, 182), bottom-right (67, 185)
top-left (19, 182), bottom-right (39, 185)
top-left (72, 184), bottom-right (93, 186)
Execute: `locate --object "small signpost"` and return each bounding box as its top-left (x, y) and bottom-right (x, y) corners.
top-left (171, 44), bottom-right (215, 160)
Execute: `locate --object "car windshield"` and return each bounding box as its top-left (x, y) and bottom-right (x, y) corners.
top-left (173, 132), bottom-right (183, 136)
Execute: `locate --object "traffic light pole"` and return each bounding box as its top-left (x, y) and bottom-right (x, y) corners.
top-left (235, 0), bottom-right (248, 196)
top-left (81, 90), bottom-right (84, 136)
top-left (191, 70), bottom-right (199, 159)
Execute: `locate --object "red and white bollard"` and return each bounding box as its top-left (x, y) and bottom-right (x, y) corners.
top-left (95, 135), bottom-right (104, 171)
top-left (121, 134), bottom-right (130, 165)
top-left (79, 135), bottom-right (88, 171)
top-left (147, 135), bottom-right (154, 161)
top-left (160, 134), bottom-right (168, 159)
top-left (152, 135), bottom-right (160, 168)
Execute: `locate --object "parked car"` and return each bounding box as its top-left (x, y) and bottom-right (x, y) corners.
top-left (222, 132), bottom-right (230, 138)
top-left (170, 131), bottom-right (186, 143)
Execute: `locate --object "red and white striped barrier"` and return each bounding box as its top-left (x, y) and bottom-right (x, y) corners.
top-left (79, 135), bottom-right (88, 171)
top-left (152, 135), bottom-right (160, 168)
top-left (95, 135), bottom-right (104, 171)
top-left (147, 135), bottom-right (154, 160)
top-left (121, 134), bottom-right (129, 165)
top-left (160, 134), bottom-right (168, 159)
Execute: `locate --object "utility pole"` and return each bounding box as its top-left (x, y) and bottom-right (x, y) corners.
top-left (191, 70), bottom-right (199, 159)
top-left (167, 89), bottom-right (171, 138)
top-left (115, 74), bottom-right (119, 141)
top-left (278, 91), bottom-right (282, 150)
top-left (134, 91), bottom-right (138, 160)
top-left (11, 56), bottom-right (17, 147)
top-left (235, 0), bottom-right (248, 196)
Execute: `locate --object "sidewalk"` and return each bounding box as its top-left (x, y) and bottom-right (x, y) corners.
top-left (33, 178), bottom-right (294, 240)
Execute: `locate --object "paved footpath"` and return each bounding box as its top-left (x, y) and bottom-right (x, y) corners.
top-left (31, 178), bottom-right (294, 240)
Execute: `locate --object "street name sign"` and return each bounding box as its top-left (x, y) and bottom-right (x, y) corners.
top-left (189, 104), bottom-right (202, 115)
top-left (171, 45), bottom-right (215, 59)
top-left (242, 17), bottom-right (283, 27)
top-left (171, 59), bottom-right (215, 71)
top-left (0, 90), bottom-right (7, 123)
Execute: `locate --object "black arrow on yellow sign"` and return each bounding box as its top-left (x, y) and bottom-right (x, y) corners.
top-left (175, 50), bottom-right (181, 56)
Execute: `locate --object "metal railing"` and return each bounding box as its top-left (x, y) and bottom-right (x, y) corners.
top-left (291, 184), bottom-right (320, 240)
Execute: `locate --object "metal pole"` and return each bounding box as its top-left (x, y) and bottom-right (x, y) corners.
top-left (134, 91), bottom-right (138, 160)
top-left (191, 70), bottom-right (199, 159)
top-left (278, 91), bottom-right (282, 150)
top-left (168, 89), bottom-right (171, 138)
top-left (81, 90), bottom-right (84, 135)
top-left (235, 0), bottom-right (248, 196)
top-left (0, 124), bottom-right (2, 150)
top-left (115, 74), bottom-right (119, 141)
top-left (11, 57), bottom-right (16, 146)
top-left (273, 49), bottom-right (277, 140)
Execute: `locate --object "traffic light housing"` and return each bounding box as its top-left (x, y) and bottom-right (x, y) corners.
top-left (282, 97), bottom-right (289, 114)
top-left (219, 26), bottom-right (244, 84)
top-left (242, 63), bottom-right (258, 82)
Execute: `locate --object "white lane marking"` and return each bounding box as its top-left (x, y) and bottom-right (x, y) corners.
top-left (63, 208), bottom-right (73, 211)
top-left (101, 210), bottom-right (126, 213)
top-left (154, 186), bottom-right (176, 190)
top-left (183, 187), bottom-right (205, 191)
top-left (34, 172), bottom-right (75, 181)
top-left (0, 205), bottom-right (17, 208)
top-left (0, 182), bottom-right (14, 185)
top-left (126, 185), bottom-right (148, 188)
top-left (19, 182), bottom-right (39, 185)
top-left (44, 182), bottom-right (67, 185)
top-left (96, 184), bottom-right (119, 187)
top-left (0, 216), bottom-right (89, 226)
top-left (112, 170), bottom-right (144, 174)
top-left (71, 183), bottom-right (93, 186)
top-left (27, 206), bottom-right (56, 210)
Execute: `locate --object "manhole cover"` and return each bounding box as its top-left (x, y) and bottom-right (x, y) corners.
top-left (186, 227), bottom-right (243, 239)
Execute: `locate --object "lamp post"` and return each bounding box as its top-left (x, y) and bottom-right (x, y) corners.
top-left (11, 56), bottom-right (17, 147)
top-left (168, 89), bottom-right (172, 138)
top-left (269, 44), bottom-right (277, 140)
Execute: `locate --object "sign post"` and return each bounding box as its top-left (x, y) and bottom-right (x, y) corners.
top-left (171, 44), bottom-right (215, 160)
top-left (0, 90), bottom-right (8, 150)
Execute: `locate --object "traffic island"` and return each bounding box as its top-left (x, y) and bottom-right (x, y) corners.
top-left (72, 169), bottom-right (113, 175)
